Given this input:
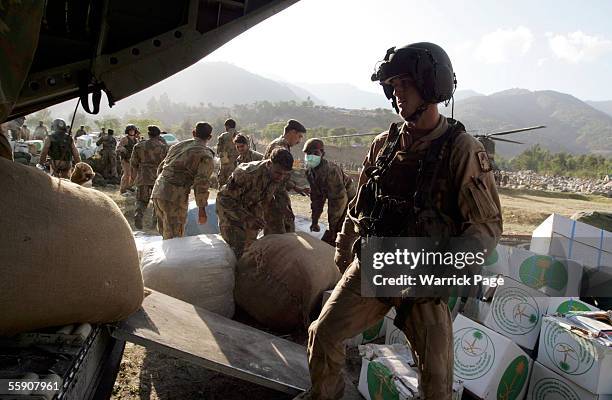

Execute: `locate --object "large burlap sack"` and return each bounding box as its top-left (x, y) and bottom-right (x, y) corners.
top-left (140, 234), bottom-right (236, 317)
top-left (235, 232), bottom-right (341, 332)
top-left (0, 158), bottom-right (144, 336)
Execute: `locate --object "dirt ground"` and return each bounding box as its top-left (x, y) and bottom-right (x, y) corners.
top-left (99, 183), bottom-right (612, 400)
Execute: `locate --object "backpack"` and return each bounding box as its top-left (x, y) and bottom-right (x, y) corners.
top-left (49, 133), bottom-right (73, 161)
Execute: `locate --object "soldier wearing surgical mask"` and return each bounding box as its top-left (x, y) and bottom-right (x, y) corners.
top-left (303, 138), bottom-right (356, 246)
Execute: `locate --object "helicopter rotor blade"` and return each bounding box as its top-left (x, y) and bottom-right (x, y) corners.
top-left (487, 125), bottom-right (546, 137)
top-left (490, 137), bottom-right (524, 144)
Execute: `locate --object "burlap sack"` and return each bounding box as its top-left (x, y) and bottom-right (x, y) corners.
top-left (0, 158), bottom-right (144, 336)
top-left (140, 234), bottom-right (236, 318)
top-left (235, 232), bottom-right (341, 332)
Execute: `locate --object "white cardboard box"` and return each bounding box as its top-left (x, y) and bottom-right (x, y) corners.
top-left (467, 277), bottom-right (550, 350)
top-left (526, 361), bottom-right (612, 400)
top-left (453, 314), bottom-right (533, 399)
top-left (507, 247), bottom-right (583, 297)
top-left (322, 290), bottom-right (386, 346)
top-left (481, 244), bottom-right (512, 276)
top-left (531, 214), bottom-right (612, 268)
top-left (358, 344), bottom-right (463, 400)
top-left (531, 213), bottom-right (608, 250)
top-left (537, 314), bottom-right (612, 394)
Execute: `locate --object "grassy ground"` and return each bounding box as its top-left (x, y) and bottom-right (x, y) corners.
top-left (99, 183), bottom-right (612, 399)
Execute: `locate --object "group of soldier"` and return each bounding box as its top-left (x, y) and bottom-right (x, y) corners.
top-left (30, 41), bottom-right (503, 400)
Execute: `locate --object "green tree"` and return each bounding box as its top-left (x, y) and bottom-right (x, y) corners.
top-left (93, 116), bottom-right (121, 132)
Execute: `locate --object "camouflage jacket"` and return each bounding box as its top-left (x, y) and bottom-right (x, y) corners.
top-left (306, 158), bottom-right (356, 230)
top-left (340, 116), bottom-right (502, 251)
top-left (117, 135), bottom-right (138, 160)
top-left (130, 137), bottom-right (168, 186)
top-left (96, 135), bottom-right (117, 152)
top-left (217, 160), bottom-right (281, 223)
top-left (151, 138), bottom-right (215, 207)
top-left (216, 130), bottom-right (239, 165)
top-left (264, 135), bottom-right (298, 191)
top-left (236, 149), bottom-right (263, 164)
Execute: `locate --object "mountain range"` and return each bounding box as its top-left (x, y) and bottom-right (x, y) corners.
top-left (40, 62), bottom-right (611, 157)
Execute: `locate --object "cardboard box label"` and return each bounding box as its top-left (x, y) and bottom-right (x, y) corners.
top-left (547, 298), bottom-right (599, 314)
top-left (496, 355), bottom-right (531, 400)
top-left (490, 285), bottom-right (543, 337)
top-left (540, 318), bottom-right (596, 376)
top-left (526, 361), bottom-right (608, 400)
top-left (454, 326), bottom-right (497, 380)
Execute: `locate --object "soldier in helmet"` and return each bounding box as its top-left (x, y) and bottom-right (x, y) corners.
top-left (96, 128), bottom-right (118, 182)
top-left (234, 133), bottom-right (263, 165)
top-left (297, 43), bottom-right (502, 400)
top-left (39, 118), bottom-right (81, 178)
top-left (117, 124), bottom-right (138, 194)
top-left (302, 138), bottom-right (356, 246)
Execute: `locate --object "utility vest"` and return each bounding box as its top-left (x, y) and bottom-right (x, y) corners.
top-left (349, 119), bottom-right (465, 239)
top-left (49, 132), bottom-right (74, 162)
top-left (122, 136), bottom-right (137, 160)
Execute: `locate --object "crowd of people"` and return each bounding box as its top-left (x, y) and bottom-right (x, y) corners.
top-left (4, 42), bottom-right (504, 400)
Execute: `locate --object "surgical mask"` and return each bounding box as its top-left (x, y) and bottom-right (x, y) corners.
top-left (305, 154), bottom-right (321, 169)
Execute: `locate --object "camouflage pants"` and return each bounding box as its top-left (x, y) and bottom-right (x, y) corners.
top-left (306, 260), bottom-right (453, 400)
top-left (120, 159), bottom-right (133, 192)
top-left (263, 189), bottom-right (295, 235)
top-left (152, 198), bottom-right (187, 240)
top-left (50, 160), bottom-right (73, 179)
top-left (135, 185), bottom-right (155, 223)
top-left (100, 150), bottom-right (117, 179)
top-left (217, 162), bottom-right (236, 188)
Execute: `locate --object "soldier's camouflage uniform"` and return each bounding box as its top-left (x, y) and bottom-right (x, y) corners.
top-left (74, 128), bottom-right (87, 138)
top-left (216, 160), bottom-right (281, 259)
top-left (117, 135), bottom-right (138, 193)
top-left (307, 116), bottom-right (503, 400)
top-left (130, 136), bottom-right (168, 227)
top-left (151, 138), bottom-right (214, 239)
top-left (263, 136), bottom-right (297, 235)
top-left (96, 134), bottom-right (118, 179)
top-left (33, 125), bottom-right (48, 140)
top-left (216, 129), bottom-right (239, 188)
top-left (306, 158), bottom-right (356, 245)
top-left (39, 131), bottom-right (81, 178)
top-left (236, 148), bottom-right (263, 164)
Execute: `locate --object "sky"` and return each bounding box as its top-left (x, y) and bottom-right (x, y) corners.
top-left (204, 0), bottom-right (612, 101)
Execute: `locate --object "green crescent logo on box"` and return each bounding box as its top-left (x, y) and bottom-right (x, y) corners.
top-left (363, 319), bottom-right (384, 341)
top-left (543, 319), bottom-right (595, 375)
top-left (532, 377), bottom-right (581, 400)
top-left (484, 248), bottom-right (499, 266)
top-left (555, 300), bottom-right (592, 314)
top-left (496, 355), bottom-right (529, 400)
top-left (519, 255), bottom-right (568, 292)
top-left (367, 361), bottom-right (399, 400)
top-left (492, 286), bottom-right (540, 335)
top-left (454, 327), bottom-right (495, 380)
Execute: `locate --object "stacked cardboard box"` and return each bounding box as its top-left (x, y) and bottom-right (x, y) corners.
top-left (527, 361), bottom-right (612, 400)
top-left (453, 314), bottom-right (533, 399)
top-left (357, 344), bottom-right (463, 400)
top-left (537, 312), bottom-right (612, 396)
top-left (530, 213), bottom-right (611, 269)
top-left (482, 244), bottom-right (584, 297)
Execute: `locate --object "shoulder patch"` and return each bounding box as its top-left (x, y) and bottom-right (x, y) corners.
top-left (476, 151), bottom-right (492, 173)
